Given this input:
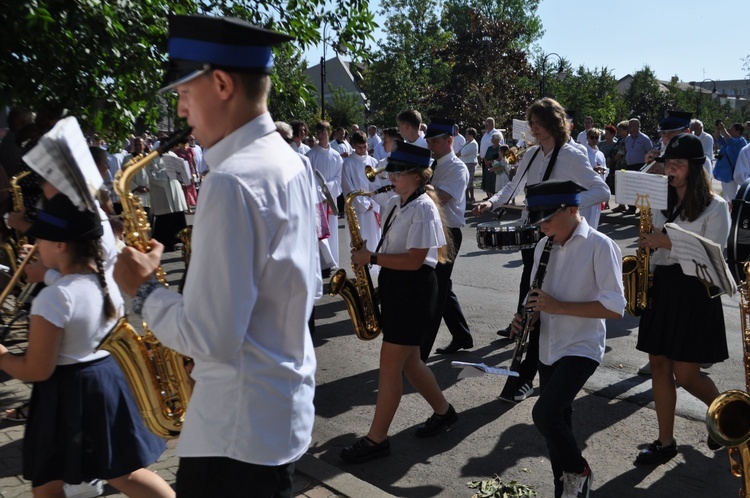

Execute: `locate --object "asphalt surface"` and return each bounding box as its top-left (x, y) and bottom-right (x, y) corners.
top-left (1, 180), bottom-right (748, 497)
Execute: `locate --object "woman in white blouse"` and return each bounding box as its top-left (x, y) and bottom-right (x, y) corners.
top-left (634, 133), bottom-right (730, 465)
top-left (341, 142), bottom-right (458, 463)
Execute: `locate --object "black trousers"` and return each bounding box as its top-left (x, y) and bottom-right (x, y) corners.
top-left (421, 227), bottom-right (471, 361)
top-left (176, 456), bottom-right (294, 498)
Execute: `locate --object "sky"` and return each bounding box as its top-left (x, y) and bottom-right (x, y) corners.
top-left (303, 0), bottom-right (750, 83)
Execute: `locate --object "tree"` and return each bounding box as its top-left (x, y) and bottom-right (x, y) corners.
top-left (268, 43), bottom-right (318, 126)
top-left (0, 1), bottom-right (376, 142)
top-left (542, 62), bottom-right (626, 132)
top-left (326, 86), bottom-right (365, 129)
top-left (623, 66), bottom-right (676, 139)
top-left (441, 0), bottom-right (543, 47)
top-left (361, 0), bottom-right (451, 126)
top-left (429, 10), bottom-right (536, 131)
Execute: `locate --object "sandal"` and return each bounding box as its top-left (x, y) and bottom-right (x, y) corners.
top-left (4, 402), bottom-right (29, 422)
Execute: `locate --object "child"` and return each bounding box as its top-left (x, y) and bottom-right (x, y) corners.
top-left (0, 193), bottom-right (173, 498)
top-left (511, 180), bottom-right (625, 497)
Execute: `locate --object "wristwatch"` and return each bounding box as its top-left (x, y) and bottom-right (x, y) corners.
top-left (370, 253), bottom-right (378, 265)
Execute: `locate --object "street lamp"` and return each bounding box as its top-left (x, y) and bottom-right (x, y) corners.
top-left (689, 78), bottom-right (717, 119)
top-left (538, 52), bottom-right (566, 99)
top-left (319, 21), bottom-right (347, 120)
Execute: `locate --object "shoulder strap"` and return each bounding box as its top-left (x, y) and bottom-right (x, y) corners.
top-left (541, 144), bottom-right (563, 181)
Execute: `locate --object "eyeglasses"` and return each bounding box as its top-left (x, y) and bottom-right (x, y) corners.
top-left (588, 135), bottom-right (598, 140)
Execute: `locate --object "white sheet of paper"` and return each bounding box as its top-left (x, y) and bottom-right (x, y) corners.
top-left (614, 170), bottom-right (668, 210)
top-left (22, 116), bottom-right (102, 212)
top-left (451, 361), bottom-right (520, 379)
top-left (664, 223), bottom-right (737, 297)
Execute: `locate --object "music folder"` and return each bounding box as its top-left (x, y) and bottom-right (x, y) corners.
top-left (451, 361), bottom-right (520, 379)
top-left (664, 223), bottom-right (738, 297)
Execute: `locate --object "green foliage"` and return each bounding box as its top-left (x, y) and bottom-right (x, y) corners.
top-left (441, 0), bottom-right (543, 47)
top-left (0, 0), bottom-right (375, 143)
top-left (466, 475), bottom-right (537, 497)
top-left (268, 43), bottom-right (318, 125)
top-left (362, 0), bottom-right (451, 126)
top-left (430, 10), bottom-right (536, 130)
top-left (326, 85), bottom-right (365, 129)
top-left (623, 66), bottom-right (676, 138)
top-left (543, 62), bottom-right (626, 132)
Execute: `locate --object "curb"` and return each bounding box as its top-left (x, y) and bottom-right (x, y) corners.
top-left (296, 454), bottom-right (397, 498)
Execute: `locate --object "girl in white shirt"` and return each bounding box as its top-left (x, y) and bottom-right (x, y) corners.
top-left (0, 193), bottom-right (173, 498)
top-left (341, 142), bottom-right (458, 463)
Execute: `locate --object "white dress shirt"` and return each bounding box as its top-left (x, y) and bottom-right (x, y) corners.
top-left (734, 143), bottom-right (750, 187)
top-left (143, 113), bottom-right (320, 466)
top-left (696, 131), bottom-right (714, 179)
top-left (431, 151), bottom-right (469, 228)
top-left (532, 218), bottom-right (626, 365)
top-left (452, 133), bottom-right (466, 154)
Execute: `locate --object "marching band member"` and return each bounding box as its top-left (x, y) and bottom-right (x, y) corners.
top-left (422, 117), bottom-right (473, 359)
top-left (474, 98), bottom-right (609, 402)
top-left (342, 142), bottom-right (458, 463)
top-left (634, 133), bottom-right (730, 465)
top-left (516, 179), bottom-right (624, 498)
top-left (114, 15), bottom-right (320, 497)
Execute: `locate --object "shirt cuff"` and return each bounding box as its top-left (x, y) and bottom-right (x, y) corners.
top-left (133, 278), bottom-right (166, 316)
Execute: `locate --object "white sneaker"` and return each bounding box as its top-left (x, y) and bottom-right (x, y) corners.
top-left (561, 465), bottom-right (592, 498)
top-left (64, 480), bottom-right (104, 498)
top-left (513, 381), bottom-right (534, 402)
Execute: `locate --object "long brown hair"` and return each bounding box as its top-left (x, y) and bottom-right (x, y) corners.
top-left (665, 159), bottom-right (713, 222)
top-left (526, 98), bottom-right (570, 146)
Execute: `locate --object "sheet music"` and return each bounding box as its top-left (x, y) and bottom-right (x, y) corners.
top-left (451, 361), bottom-right (520, 379)
top-left (614, 170), bottom-right (668, 210)
top-left (22, 117), bottom-right (102, 212)
top-left (512, 119), bottom-right (531, 142)
top-left (664, 222), bottom-right (737, 297)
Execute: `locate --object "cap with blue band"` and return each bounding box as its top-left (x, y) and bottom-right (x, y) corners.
top-left (425, 117), bottom-right (455, 139)
top-left (385, 142), bottom-right (432, 172)
top-left (158, 14), bottom-right (293, 94)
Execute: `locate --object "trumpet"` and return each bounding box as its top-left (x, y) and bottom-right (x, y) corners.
top-left (365, 164), bottom-right (387, 182)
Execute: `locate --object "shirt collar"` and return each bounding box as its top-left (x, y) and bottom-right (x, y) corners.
top-left (203, 113), bottom-right (275, 171)
top-left (435, 151), bottom-right (458, 168)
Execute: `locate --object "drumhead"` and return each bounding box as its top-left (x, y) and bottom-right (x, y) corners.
top-left (728, 178), bottom-right (750, 285)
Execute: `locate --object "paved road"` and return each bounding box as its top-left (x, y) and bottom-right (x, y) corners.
top-left (1, 183), bottom-right (747, 497)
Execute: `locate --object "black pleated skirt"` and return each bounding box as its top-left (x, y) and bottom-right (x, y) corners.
top-left (379, 265), bottom-right (437, 346)
top-left (23, 355), bottom-right (166, 487)
top-left (637, 264), bottom-right (728, 363)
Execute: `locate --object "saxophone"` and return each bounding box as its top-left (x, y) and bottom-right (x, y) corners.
top-left (329, 185), bottom-right (394, 340)
top-left (97, 128), bottom-right (194, 439)
top-left (622, 194), bottom-right (653, 316)
top-left (706, 261), bottom-right (750, 497)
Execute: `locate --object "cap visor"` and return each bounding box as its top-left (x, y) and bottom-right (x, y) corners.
top-left (158, 68), bottom-right (209, 94)
top-left (528, 207), bottom-right (563, 226)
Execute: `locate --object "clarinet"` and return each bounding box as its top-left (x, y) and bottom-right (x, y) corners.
top-left (499, 237), bottom-right (554, 401)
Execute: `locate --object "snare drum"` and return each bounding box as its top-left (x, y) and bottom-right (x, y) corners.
top-left (476, 220), bottom-right (540, 250)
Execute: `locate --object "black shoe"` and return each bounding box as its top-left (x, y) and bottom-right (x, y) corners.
top-left (612, 205), bottom-right (626, 213)
top-left (634, 439), bottom-right (677, 465)
top-left (321, 268), bottom-right (331, 278)
top-left (707, 434), bottom-right (723, 451)
top-left (340, 436), bottom-right (391, 463)
top-left (496, 325), bottom-right (511, 338)
top-left (626, 206), bottom-right (637, 215)
top-left (435, 339), bottom-right (473, 354)
top-left (416, 404), bottom-right (458, 437)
